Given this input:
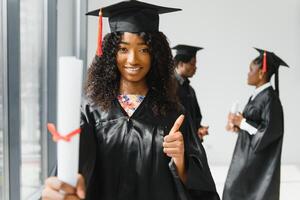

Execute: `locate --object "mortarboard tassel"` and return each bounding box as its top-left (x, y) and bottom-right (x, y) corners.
top-left (96, 9), bottom-right (103, 57)
top-left (262, 51), bottom-right (267, 73)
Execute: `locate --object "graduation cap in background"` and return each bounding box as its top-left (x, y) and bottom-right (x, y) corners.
top-left (172, 44), bottom-right (203, 57)
top-left (254, 47), bottom-right (289, 95)
top-left (86, 0), bottom-right (181, 56)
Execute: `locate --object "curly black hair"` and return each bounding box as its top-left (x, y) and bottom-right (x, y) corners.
top-left (85, 31), bottom-right (180, 116)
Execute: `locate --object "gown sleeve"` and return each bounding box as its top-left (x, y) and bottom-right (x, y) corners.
top-left (249, 97), bottom-right (284, 153)
top-left (78, 100), bottom-right (99, 198)
top-left (168, 112), bottom-right (220, 200)
top-left (191, 88), bottom-right (203, 129)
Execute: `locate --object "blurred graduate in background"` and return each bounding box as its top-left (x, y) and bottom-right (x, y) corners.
top-left (223, 48), bottom-right (289, 200)
top-left (173, 45), bottom-right (209, 141)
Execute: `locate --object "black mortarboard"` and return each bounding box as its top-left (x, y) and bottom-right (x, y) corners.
top-left (86, 1), bottom-right (181, 56)
top-left (254, 47), bottom-right (289, 95)
top-left (172, 44), bottom-right (203, 57)
top-left (86, 0), bottom-right (181, 32)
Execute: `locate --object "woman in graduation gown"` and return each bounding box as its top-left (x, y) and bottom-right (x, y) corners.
top-left (223, 48), bottom-right (289, 200)
top-left (42, 1), bottom-right (219, 200)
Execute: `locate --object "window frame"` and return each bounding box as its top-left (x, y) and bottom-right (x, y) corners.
top-left (5, 0), bottom-right (21, 199)
top-left (2, 0), bottom-right (88, 198)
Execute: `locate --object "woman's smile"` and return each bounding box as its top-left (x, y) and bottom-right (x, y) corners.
top-left (124, 66), bottom-right (143, 74)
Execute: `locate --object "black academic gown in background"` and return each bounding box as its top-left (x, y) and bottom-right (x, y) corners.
top-left (223, 87), bottom-right (284, 200)
top-left (79, 89), bottom-right (219, 200)
top-left (175, 74), bottom-right (202, 134)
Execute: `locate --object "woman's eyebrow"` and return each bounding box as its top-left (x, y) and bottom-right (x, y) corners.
top-left (119, 41), bottom-right (147, 45)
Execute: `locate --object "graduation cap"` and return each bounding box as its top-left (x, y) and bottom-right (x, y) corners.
top-left (172, 44), bottom-right (203, 57)
top-left (254, 47), bottom-right (289, 95)
top-left (86, 0), bottom-right (181, 56)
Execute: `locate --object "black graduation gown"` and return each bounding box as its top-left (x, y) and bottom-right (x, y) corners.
top-left (175, 74), bottom-right (202, 133)
top-left (79, 89), bottom-right (220, 200)
top-left (223, 87), bottom-right (284, 200)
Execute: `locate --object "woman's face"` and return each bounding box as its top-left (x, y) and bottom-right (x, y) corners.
top-left (178, 56), bottom-right (197, 78)
top-left (247, 62), bottom-right (260, 86)
top-left (116, 32), bottom-right (151, 84)
top-left (182, 57), bottom-right (197, 78)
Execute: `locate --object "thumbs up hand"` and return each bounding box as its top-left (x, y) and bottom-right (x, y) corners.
top-left (163, 115), bottom-right (186, 182)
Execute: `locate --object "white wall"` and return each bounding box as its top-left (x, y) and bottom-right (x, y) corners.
top-left (87, 0), bottom-right (300, 165)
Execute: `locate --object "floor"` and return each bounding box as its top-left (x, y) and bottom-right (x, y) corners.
top-left (210, 164), bottom-right (300, 200)
top-left (20, 163), bottom-right (300, 199)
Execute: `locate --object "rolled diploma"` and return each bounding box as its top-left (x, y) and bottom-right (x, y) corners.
top-left (57, 57), bottom-right (83, 187)
top-left (228, 101), bottom-right (239, 129)
top-left (230, 101), bottom-right (239, 114)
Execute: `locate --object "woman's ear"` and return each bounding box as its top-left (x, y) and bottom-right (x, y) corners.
top-left (175, 61), bottom-right (184, 74)
top-left (258, 69), bottom-right (267, 81)
top-left (175, 61), bottom-right (181, 70)
top-left (258, 69), bottom-right (264, 80)
top-left (177, 61), bottom-right (183, 68)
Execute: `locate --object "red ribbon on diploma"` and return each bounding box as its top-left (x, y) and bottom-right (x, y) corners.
top-left (47, 123), bottom-right (81, 142)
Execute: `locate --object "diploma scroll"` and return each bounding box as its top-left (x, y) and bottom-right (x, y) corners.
top-left (230, 101), bottom-right (239, 114)
top-left (226, 101), bottom-right (240, 131)
top-left (55, 57), bottom-right (83, 187)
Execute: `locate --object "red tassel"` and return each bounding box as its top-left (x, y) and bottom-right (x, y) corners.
top-left (96, 9), bottom-right (103, 57)
top-left (262, 52), bottom-right (267, 73)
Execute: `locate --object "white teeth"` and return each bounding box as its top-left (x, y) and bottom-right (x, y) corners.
top-left (125, 67), bottom-right (141, 71)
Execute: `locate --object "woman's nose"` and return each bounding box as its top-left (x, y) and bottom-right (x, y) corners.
top-left (127, 50), bottom-right (138, 65)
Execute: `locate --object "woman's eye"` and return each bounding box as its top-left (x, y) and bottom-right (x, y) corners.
top-left (140, 48), bottom-right (150, 53)
top-left (118, 47), bottom-right (128, 53)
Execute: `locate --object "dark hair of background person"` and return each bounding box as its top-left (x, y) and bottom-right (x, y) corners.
top-left (173, 54), bottom-right (194, 67)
